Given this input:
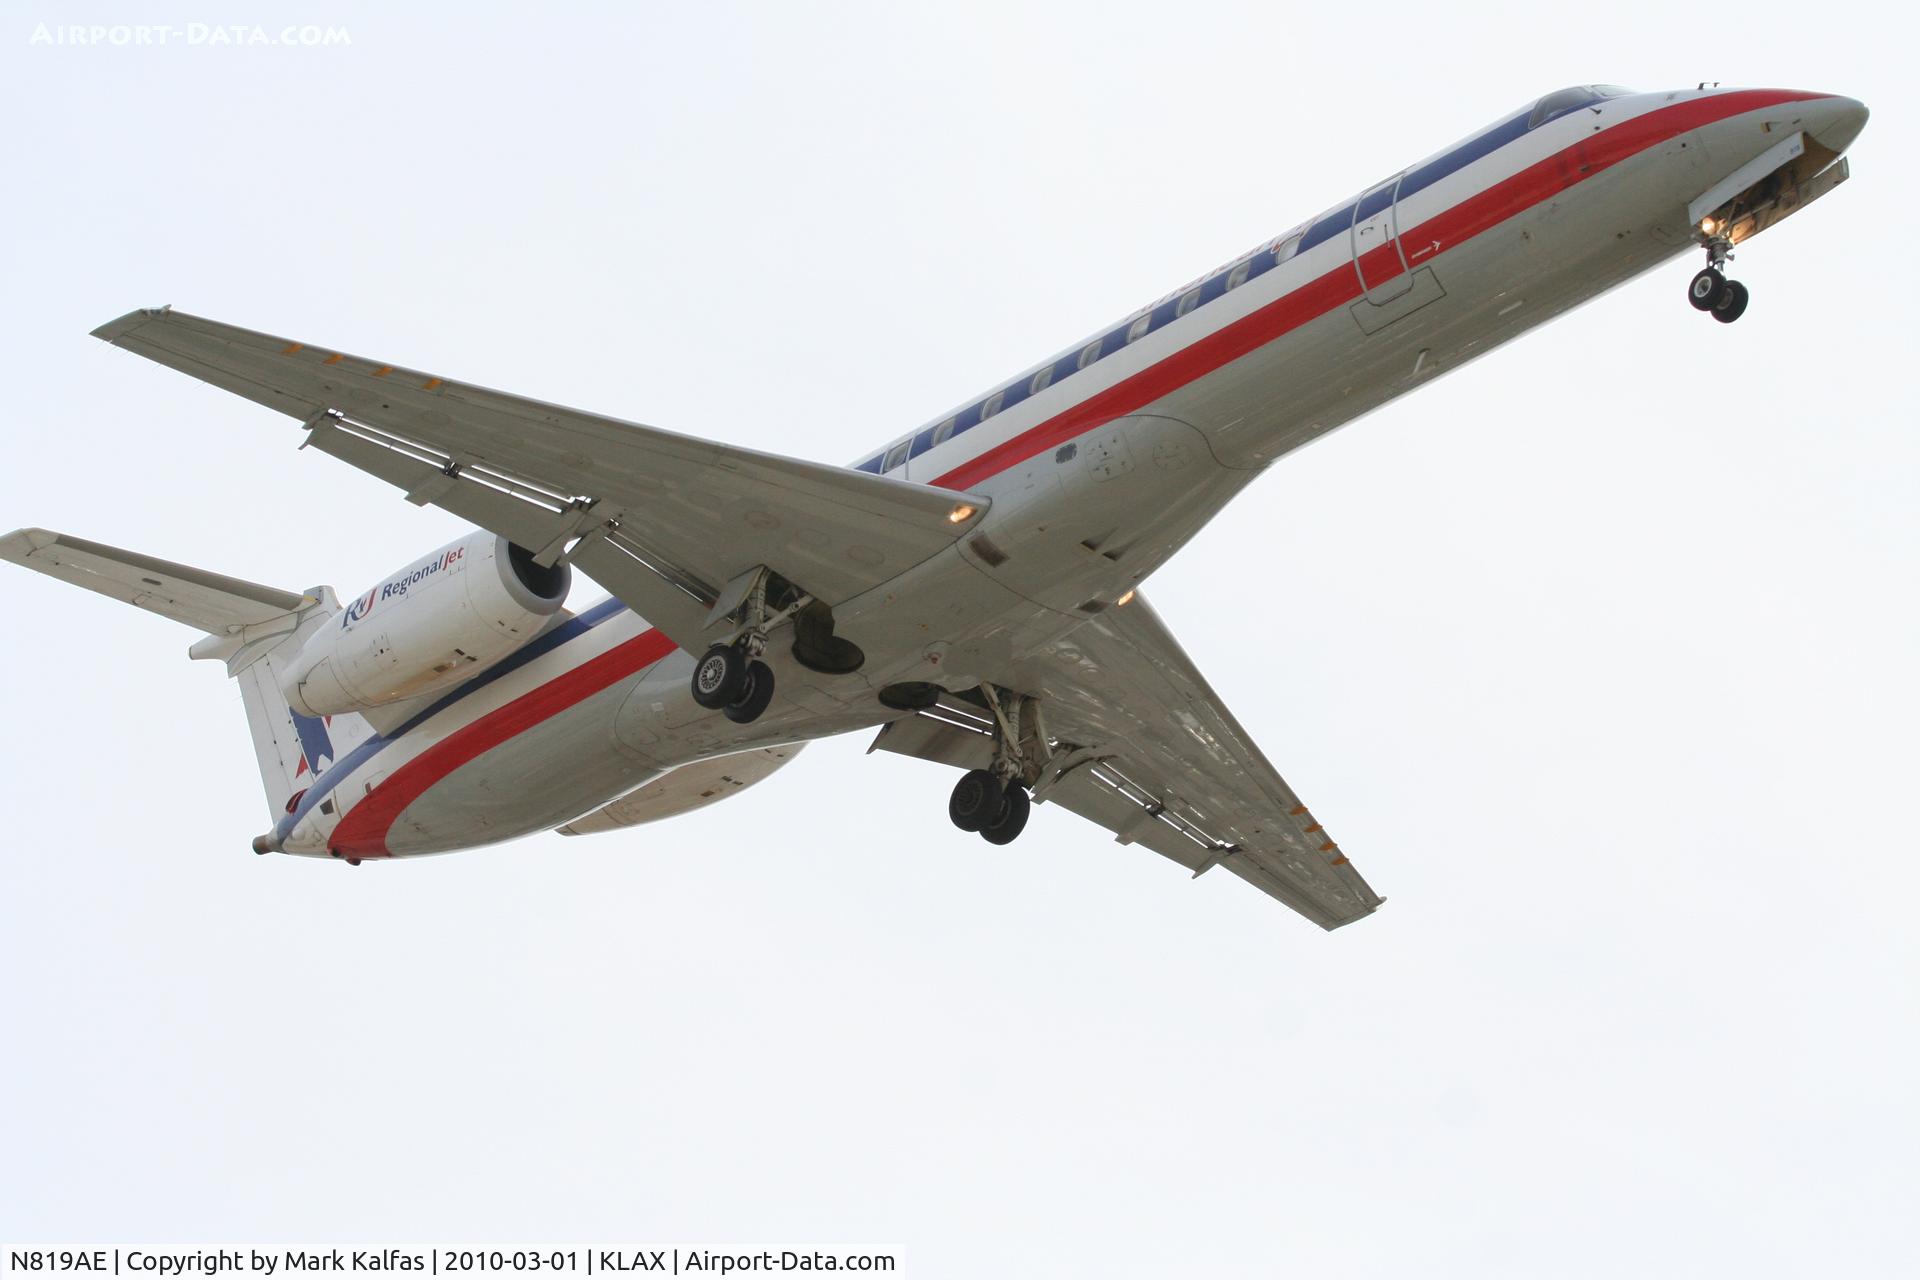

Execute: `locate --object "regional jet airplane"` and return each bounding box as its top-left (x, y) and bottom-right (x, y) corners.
top-left (3, 85), bottom-right (1868, 929)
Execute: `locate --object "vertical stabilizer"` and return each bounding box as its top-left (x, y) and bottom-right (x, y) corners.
top-left (197, 589), bottom-right (376, 821)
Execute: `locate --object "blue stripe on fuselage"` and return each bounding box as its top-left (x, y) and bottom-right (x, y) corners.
top-left (859, 95), bottom-right (1611, 474)
top-left (1295, 107), bottom-right (1537, 255)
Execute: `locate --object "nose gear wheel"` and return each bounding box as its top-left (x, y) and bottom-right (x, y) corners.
top-left (1686, 236), bottom-right (1749, 323)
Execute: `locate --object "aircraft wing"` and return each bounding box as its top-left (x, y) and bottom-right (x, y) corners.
top-left (91, 307), bottom-right (989, 654)
top-left (873, 594), bottom-right (1383, 930)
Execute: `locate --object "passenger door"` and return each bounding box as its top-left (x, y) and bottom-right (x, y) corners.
top-left (1349, 172), bottom-right (1414, 305)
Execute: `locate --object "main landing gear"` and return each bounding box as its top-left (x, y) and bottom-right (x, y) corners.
top-left (687, 566), bottom-right (869, 727)
top-left (945, 684), bottom-right (1045, 846)
top-left (688, 566), bottom-right (796, 725)
top-left (950, 769), bottom-right (1031, 845)
top-left (1686, 235), bottom-right (1749, 324)
top-left (690, 641), bottom-right (776, 724)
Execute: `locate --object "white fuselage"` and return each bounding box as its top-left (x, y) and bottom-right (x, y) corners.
top-left (273, 85), bottom-right (1867, 860)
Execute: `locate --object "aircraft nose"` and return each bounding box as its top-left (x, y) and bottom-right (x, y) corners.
top-left (1808, 94), bottom-right (1869, 152)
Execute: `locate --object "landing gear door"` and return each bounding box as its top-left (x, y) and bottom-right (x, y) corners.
top-left (1350, 172), bottom-right (1414, 305)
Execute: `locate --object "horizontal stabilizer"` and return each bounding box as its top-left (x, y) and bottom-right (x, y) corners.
top-left (1, 527), bottom-right (311, 634)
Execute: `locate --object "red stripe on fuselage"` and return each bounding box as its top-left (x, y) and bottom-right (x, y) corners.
top-left (338, 90), bottom-right (1820, 857)
top-left (328, 627), bottom-right (678, 856)
top-left (932, 89), bottom-right (1821, 491)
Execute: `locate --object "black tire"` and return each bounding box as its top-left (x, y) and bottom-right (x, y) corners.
top-left (1688, 268), bottom-right (1728, 311)
top-left (1711, 280), bottom-right (1749, 324)
top-left (691, 644), bottom-right (746, 709)
top-left (948, 769), bottom-right (1004, 832)
top-left (980, 785), bottom-right (1031, 845)
top-left (723, 661), bottom-right (776, 724)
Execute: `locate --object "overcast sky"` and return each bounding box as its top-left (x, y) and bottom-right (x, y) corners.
top-left (2, 2), bottom-right (1913, 1275)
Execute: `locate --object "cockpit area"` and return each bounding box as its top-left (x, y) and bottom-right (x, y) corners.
top-left (1526, 84), bottom-right (1636, 129)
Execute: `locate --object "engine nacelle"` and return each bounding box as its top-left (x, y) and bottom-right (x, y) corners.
top-left (280, 531), bottom-right (570, 718)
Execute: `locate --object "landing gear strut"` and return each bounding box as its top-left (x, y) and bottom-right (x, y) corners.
top-left (1687, 236), bottom-right (1749, 324)
top-left (945, 683), bottom-right (1046, 845)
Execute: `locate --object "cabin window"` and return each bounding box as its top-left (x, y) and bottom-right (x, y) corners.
top-left (1225, 259), bottom-right (1252, 291)
top-left (1175, 288), bottom-right (1201, 318)
top-left (1274, 232), bottom-right (1304, 263)
top-left (883, 440), bottom-right (910, 471)
top-left (1077, 339), bottom-right (1104, 370)
top-left (1126, 313), bottom-right (1152, 344)
top-left (979, 391), bottom-right (1005, 421)
top-left (931, 418), bottom-right (956, 446)
top-left (1029, 366), bottom-right (1053, 395)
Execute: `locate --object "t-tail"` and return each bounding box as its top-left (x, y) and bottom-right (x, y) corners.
top-left (0, 528), bottom-right (375, 835)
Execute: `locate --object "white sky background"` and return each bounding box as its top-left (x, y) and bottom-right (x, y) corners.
top-left (1, 1), bottom-right (1914, 1274)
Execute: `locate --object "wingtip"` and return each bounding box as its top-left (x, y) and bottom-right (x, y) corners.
top-left (90, 304), bottom-right (171, 343)
top-left (0, 525), bottom-right (56, 556)
top-left (0, 527), bottom-right (58, 563)
top-left (1323, 896), bottom-right (1386, 931)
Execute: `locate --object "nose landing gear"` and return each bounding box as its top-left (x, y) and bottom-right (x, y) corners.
top-left (1687, 236), bottom-right (1749, 324)
top-left (1711, 279), bottom-right (1749, 324)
